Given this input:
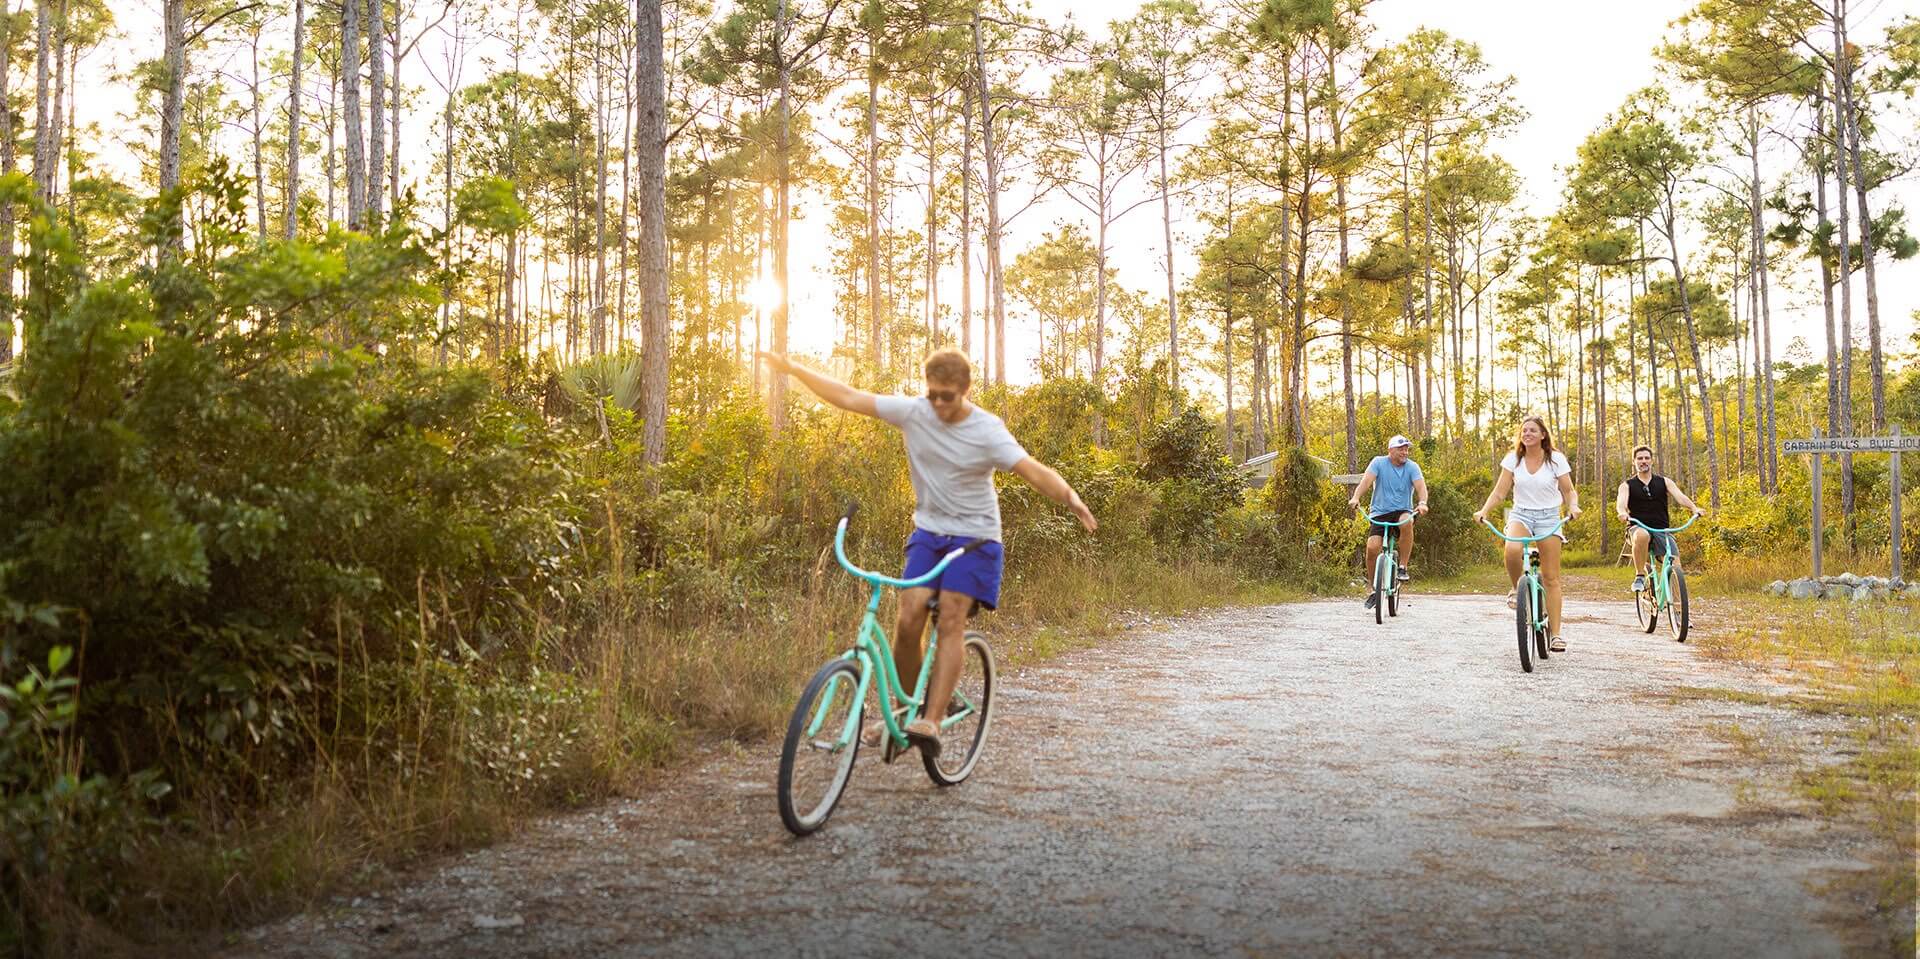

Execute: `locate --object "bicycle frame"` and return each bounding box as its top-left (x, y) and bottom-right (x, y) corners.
top-left (1480, 517), bottom-right (1567, 633)
top-left (1629, 514), bottom-right (1698, 613)
top-left (1367, 513), bottom-right (1416, 597)
top-left (804, 516), bottom-right (983, 752)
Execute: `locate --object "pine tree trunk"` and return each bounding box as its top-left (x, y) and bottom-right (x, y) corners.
top-left (341, 0), bottom-right (366, 228)
top-left (972, 11), bottom-right (1006, 385)
top-left (1157, 112), bottom-right (1178, 397)
top-left (1420, 121), bottom-right (1436, 435)
top-left (367, 0), bottom-right (384, 220)
top-left (32, 0), bottom-right (51, 202)
top-left (389, 26), bottom-right (400, 208)
top-left (1663, 214), bottom-right (1720, 508)
top-left (1398, 145), bottom-right (1420, 431)
top-left (0, 5), bottom-right (14, 364)
top-left (1747, 112), bottom-right (1777, 491)
top-left (1224, 183), bottom-right (1234, 460)
top-left (925, 83), bottom-right (938, 348)
top-left (157, 0), bottom-right (186, 195)
top-left (1274, 55), bottom-right (1294, 444)
top-left (1833, 6), bottom-right (1882, 431)
top-left (593, 21), bottom-right (609, 357)
top-left (865, 40), bottom-right (880, 366)
top-left (960, 80), bottom-right (972, 363)
top-left (1826, 54), bottom-right (1855, 541)
top-left (770, 0), bottom-right (792, 431)
top-left (251, 26), bottom-right (268, 239)
top-left (48, 0), bottom-right (64, 205)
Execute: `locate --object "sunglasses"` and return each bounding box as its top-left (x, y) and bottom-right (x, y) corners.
top-left (926, 388), bottom-right (962, 403)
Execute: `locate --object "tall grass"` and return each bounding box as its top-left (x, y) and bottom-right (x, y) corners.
top-left (93, 551), bottom-right (1277, 954)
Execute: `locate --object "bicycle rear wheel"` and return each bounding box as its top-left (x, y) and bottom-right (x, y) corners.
top-left (924, 632), bottom-right (996, 786)
top-left (1666, 566), bottom-right (1690, 643)
top-left (778, 658), bottom-right (865, 836)
top-left (1515, 579), bottom-right (1535, 673)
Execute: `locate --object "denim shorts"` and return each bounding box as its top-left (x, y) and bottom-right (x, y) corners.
top-left (1506, 506), bottom-right (1568, 542)
top-left (902, 529), bottom-right (1004, 609)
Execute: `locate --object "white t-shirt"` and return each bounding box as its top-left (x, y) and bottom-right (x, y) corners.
top-left (1500, 449), bottom-right (1571, 510)
top-left (873, 396), bottom-right (1030, 540)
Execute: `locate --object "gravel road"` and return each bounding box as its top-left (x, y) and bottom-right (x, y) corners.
top-left (232, 592), bottom-right (1883, 958)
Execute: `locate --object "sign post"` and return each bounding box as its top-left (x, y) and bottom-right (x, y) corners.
top-left (1811, 430), bottom-right (1822, 579)
top-left (1781, 429), bottom-right (1919, 584)
top-left (1893, 425), bottom-right (1903, 584)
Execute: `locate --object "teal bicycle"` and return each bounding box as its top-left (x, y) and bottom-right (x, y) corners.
top-left (1629, 513), bottom-right (1698, 643)
top-left (1362, 512), bottom-right (1415, 624)
top-left (776, 503), bottom-right (997, 836)
top-left (1481, 517), bottom-right (1568, 673)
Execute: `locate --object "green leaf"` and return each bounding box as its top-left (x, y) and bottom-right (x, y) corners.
top-left (47, 645), bottom-right (73, 675)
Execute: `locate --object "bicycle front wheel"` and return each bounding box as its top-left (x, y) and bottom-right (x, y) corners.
top-left (1666, 566), bottom-right (1690, 643)
top-left (1373, 554), bottom-right (1389, 625)
top-left (1635, 574), bottom-right (1658, 633)
top-left (924, 632), bottom-right (996, 786)
top-left (778, 658), bottom-right (865, 836)
top-left (1515, 580), bottom-right (1535, 673)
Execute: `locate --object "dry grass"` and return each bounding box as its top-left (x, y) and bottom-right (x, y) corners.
top-left (94, 552), bottom-right (1279, 954)
top-left (1686, 596), bottom-right (1918, 957)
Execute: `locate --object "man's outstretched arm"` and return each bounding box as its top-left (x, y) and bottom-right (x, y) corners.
top-left (1011, 457), bottom-right (1098, 532)
top-left (758, 352), bottom-right (879, 417)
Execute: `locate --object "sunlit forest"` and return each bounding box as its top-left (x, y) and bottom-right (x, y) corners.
top-left (1, 0), bottom-right (1914, 950)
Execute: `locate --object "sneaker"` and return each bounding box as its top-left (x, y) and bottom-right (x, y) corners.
top-left (1631, 574), bottom-right (1646, 592)
top-left (1363, 593), bottom-right (1379, 610)
top-left (1397, 567), bottom-right (1411, 583)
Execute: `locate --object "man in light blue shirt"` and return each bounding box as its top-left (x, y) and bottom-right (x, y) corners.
top-left (1347, 435), bottom-right (1429, 610)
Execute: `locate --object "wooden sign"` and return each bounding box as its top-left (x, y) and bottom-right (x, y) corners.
top-left (1782, 435), bottom-right (1920, 454)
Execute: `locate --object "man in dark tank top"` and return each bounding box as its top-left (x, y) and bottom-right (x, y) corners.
top-left (1614, 445), bottom-right (1705, 592)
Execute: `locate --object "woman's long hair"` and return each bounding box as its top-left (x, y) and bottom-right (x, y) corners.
top-left (1511, 414), bottom-right (1555, 461)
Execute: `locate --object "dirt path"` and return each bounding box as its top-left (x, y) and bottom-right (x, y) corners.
top-left (232, 593), bottom-right (1879, 958)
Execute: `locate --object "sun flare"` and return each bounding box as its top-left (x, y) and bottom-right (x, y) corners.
top-left (748, 274), bottom-right (784, 313)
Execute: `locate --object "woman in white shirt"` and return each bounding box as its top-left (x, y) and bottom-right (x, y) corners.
top-left (1472, 415), bottom-right (1582, 651)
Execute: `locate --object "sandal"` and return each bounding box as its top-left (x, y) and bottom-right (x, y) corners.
top-left (860, 720), bottom-right (886, 748)
top-left (1549, 635), bottom-right (1567, 652)
top-left (1505, 589), bottom-right (1517, 610)
top-left (903, 718), bottom-right (943, 760)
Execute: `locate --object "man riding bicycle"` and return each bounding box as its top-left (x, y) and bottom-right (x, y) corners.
top-left (760, 348), bottom-right (1097, 758)
top-left (1347, 435), bottom-right (1429, 610)
top-left (1615, 445), bottom-right (1704, 593)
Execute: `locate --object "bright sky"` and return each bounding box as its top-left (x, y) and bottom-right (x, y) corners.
top-left (74, 0), bottom-right (1920, 399)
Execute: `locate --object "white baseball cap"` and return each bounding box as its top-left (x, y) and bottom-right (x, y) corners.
top-left (1388, 435), bottom-right (1413, 449)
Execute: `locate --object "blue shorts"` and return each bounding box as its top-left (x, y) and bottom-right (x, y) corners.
top-left (902, 528), bottom-right (1005, 610)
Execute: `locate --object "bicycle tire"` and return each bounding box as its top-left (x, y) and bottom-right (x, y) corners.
top-left (1667, 566), bottom-right (1690, 643)
top-left (1516, 578), bottom-right (1535, 673)
top-left (1388, 580), bottom-right (1400, 618)
top-left (1636, 571), bottom-right (1658, 633)
top-left (923, 632), bottom-right (996, 786)
top-left (777, 658), bottom-right (864, 836)
top-left (1373, 554), bottom-right (1389, 625)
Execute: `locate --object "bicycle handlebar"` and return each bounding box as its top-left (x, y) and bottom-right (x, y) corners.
top-left (1358, 511), bottom-right (1416, 527)
top-left (1479, 517), bottom-right (1568, 544)
top-left (1626, 513), bottom-right (1700, 535)
top-left (833, 504), bottom-right (987, 589)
